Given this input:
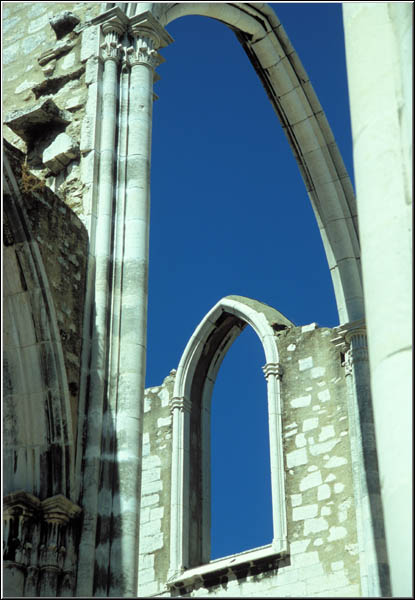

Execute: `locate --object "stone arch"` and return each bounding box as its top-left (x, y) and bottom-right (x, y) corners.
top-left (169, 296), bottom-right (293, 578)
top-left (3, 153), bottom-right (75, 501)
top-left (114, 1), bottom-right (363, 325)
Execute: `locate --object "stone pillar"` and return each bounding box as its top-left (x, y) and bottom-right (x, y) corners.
top-left (76, 11), bottom-right (126, 597)
top-left (342, 5), bottom-right (412, 596)
top-left (104, 12), bottom-right (173, 596)
top-left (262, 362), bottom-right (287, 553)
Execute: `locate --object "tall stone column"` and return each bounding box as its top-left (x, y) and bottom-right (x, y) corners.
top-left (76, 12), bottom-right (126, 597)
top-left (342, 5), bottom-right (412, 596)
top-left (105, 12), bottom-right (173, 596)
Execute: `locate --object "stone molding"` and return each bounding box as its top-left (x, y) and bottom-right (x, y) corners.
top-left (170, 396), bottom-right (192, 414)
top-left (262, 362), bottom-right (284, 380)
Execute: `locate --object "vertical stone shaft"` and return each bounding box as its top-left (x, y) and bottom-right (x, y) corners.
top-left (76, 24), bottom-right (121, 597)
top-left (343, 4), bottom-right (412, 596)
top-left (342, 327), bottom-right (386, 596)
top-left (107, 33), bottom-right (157, 597)
top-left (263, 363), bottom-right (287, 551)
top-left (169, 398), bottom-right (191, 578)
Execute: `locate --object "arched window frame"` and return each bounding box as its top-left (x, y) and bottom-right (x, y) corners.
top-left (168, 296), bottom-right (293, 581)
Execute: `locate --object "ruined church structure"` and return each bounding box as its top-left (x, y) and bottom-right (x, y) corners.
top-left (3, 2), bottom-right (412, 597)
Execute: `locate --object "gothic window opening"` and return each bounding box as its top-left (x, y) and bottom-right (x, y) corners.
top-left (210, 326), bottom-right (272, 560)
top-left (169, 296), bottom-right (291, 581)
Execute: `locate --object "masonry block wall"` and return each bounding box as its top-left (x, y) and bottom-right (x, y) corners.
top-left (3, 2), bottom-right (100, 218)
top-left (138, 325), bottom-right (361, 597)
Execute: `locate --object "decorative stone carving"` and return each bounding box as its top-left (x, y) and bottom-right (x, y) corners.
top-left (3, 491), bottom-right (81, 598)
top-left (128, 11), bottom-right (173, 70)
top-left (100, 25), bottom-right (123, 62)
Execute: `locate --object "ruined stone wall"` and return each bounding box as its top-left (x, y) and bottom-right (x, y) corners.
top-left (3, 141), bottom-right (88, 439)
top-left (3, 2), bottom-right (101, 216)
top-left (3, 142), bottom-right (86, 598)
top-left (138, 325), bottom-right (361, 597)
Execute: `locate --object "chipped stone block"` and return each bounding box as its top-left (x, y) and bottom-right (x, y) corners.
top-left (141, 467), bottom-right (161, 484)
top-left (290, 493), bottom-right (302, 507)
top-left (324, 456), bottom-right (347, 468)
top-left (328, 526), bottom-right (347, 541)
top-left (317, 388), bottom-right (331, 402)
top-left (295, 433), bottom-right (307, 447)
top-left (299, 470), bottom-right (322, 491)
top-left (299, 356), bottom-right (313, 370)
top-left (140, 493), bottom-right (159, 508)
top-left (292, 550), bottom-right (320, 568)
top-left (5, 99), bottom-right (71, 143)
top-left (303, 417), bottom-right (319, 432)
top-left (139, 532), bottom-right (163, 554)
top-left (317, 483), bottom-right (331, 500)
top-left (309, 438), bottom-right (340, 456)
top-left (62, 52), bottom-right (76, 70)
top-left (304, 517), bottom-right (329, 535)
top-left (286, 447), bottom-right (308, 468)
top-left (289, 539), bottom-right (311, 554)
top-left (291, 395), bottom-right (311, 408)
top-left (301, 323), bottom-right (317, 333)
top-left (293, 504), bottom-right (318, 521)
top-left (43, 133), bottom-right (80, 174)
top-left (311, 366), bottom-right (326, 379)
top-left (334, 482), bottom-right (345, 494)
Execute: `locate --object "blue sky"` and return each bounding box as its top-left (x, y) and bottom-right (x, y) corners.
top-left (146, 3), bottom-right (354, 560)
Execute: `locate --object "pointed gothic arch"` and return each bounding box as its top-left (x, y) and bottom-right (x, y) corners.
top-left (168, 295), bottom-right (293, 578)
top-left (111, 1), bottom-right (364, 325)
top-left (3, 152), bottom-right (75, 501)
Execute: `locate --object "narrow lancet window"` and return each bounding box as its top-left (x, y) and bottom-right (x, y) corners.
top-left (210, 326), bottom-right (273, 559)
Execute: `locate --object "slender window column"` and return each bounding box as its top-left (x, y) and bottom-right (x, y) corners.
top-left (262, 362), bottom-right (287, 554)
top-left (169, 397), bottom-right (192, 580)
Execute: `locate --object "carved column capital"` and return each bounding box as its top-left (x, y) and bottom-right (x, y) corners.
top-left (170, 396), bottom-right (192, 414)
top-left (128, 11), bottom-right (173, 70)
top-left (100, 24), bottom-right (124, 63)
top-left (332, 319), bottom-right (368, 375)
top-left (93, 7), bottom-right (129, 63)
top-left (3, 491), bottom-right (41, 519)
top-left (41, 495), bottom-right (82, 525)
top-left (262, 362), bottom-right (284, 380)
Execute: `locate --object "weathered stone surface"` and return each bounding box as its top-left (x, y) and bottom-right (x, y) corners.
top-left (49, 11), bottom-right (80, 39)
top-left (4, 98), bottom-right (71, 143)
top-left (43, 132), bottom-right (79, 174)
